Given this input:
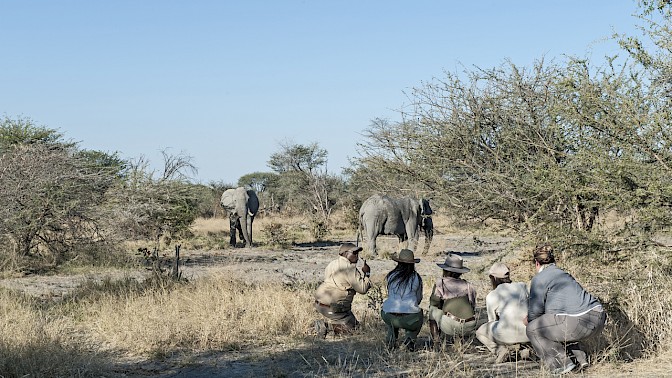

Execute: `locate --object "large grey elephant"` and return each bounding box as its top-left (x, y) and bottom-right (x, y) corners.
top-left (358, 194), bottom-right (433, 256)
top-left (220, 187), bottom-right (259, 248)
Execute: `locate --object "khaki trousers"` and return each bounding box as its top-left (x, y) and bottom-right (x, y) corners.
top-left (314, 302), bottom-right (358, 330)
top-left (429, 305), bottom-right (477, 337)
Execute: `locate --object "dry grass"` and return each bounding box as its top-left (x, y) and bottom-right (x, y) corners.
top-left (0, 290), bottom-right (105, 376)
top-left (76, 274), bottom-right (315, 356)
top-left (1, 212), bottom-right (672, 376)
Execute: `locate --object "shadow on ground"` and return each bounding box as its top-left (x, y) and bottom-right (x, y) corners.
top-left (111, 332), bottom-right (542, 378)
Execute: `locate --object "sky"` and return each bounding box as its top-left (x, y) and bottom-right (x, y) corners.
top-left (1, 1), bottom-right (646, 185)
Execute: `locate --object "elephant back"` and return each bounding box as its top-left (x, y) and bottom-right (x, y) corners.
top-left (393, 196), bottom-right (424, 219)
top-left (360, 194), bottom-right (418, 234)
top-left (360, 194), bottom-right (395, 218)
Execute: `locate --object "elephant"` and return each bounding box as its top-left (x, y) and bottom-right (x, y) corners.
top-left (358, 194), bottom-right (433, 256)
top-left (220, 187), bottom-right (259, 248)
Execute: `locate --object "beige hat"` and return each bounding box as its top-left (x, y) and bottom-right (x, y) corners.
top-left (392, 249), bottom-right (420, 264)
top-left (488, 262), bottom-right (510, 279)
top-left (437, 253), bottom-right (470, 273)
top-left (339, 243), bottom-right (363, 255)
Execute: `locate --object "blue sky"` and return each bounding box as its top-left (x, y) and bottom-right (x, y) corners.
top-left (1, 1), bottom-right (644, 184)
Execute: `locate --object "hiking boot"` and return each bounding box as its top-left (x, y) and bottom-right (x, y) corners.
top-left (519, 348), bottom-right (531, 360)
top-left (574, 361), bottom-right (589, 372)
top-left (314, 320), bottom-right (328, 339)
top-left (570, 348), bottom-right (589, 371)
top-left (551, 362), bottom-right (576, 376)
top-left (402, 339), bottom-right (416, 352)
top-left (495, 346), bottom-right (510, 363)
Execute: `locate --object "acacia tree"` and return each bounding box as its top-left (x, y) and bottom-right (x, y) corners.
top-left (0, 117), bottom-right (119, 270)
top-left (267, 141), bottom-right (343, 239)
top-left (106, 151), bottom-right (201, 248)
top-left (0, 117), bottom-right (205, 272)
top-left (356, 62), bottom-right (576, 227)
top-left (354, 52), bottom-right (672, 249)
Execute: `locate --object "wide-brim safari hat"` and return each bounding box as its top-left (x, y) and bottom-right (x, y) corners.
top-left (339, 243), bottom-right (363, 255)
top-left (392, 249), bottom-right (420, 264)
top-left (437, 253), bottom-right (470, 273)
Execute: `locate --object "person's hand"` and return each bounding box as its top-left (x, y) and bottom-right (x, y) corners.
top-left (523, 316), bottom-right (528, 326)
top-left (361, 259), bottom-right (371, 274)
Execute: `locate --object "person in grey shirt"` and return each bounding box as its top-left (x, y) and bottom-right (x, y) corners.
top-left (524, 244), bottom-right (606, 375)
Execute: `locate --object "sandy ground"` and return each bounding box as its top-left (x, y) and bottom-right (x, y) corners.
top-left (0, 234), bottom-right (584, 377)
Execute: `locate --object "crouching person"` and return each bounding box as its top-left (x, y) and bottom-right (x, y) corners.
top-left (314, 243), bottom-right (371, 338)
top-left (428, 254), bottom-right (478, 346)
top-left (476, 263), bottom-right (531, 363)
top-left (380, 249), bottom-right (423, 351)
top-left (525, 244), bottom-right (607, 375)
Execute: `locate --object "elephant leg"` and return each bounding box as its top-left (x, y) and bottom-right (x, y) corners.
top-left (236, 219), bottom-right (244, 241)
top-left (228, 214), bottom-right (238, 247)
top-left (243, 216), bottom-right (254, 248)
top-left (424, 229), bottom-right (433, 254)
top-left (248, 217), bottom-right (254, 247)
top-left (422, 217), bottom-right (434, 254)
top-left (405, 221), bottom-right (420, 251)
top-left (239, 213), bottom-right (253, 248)
top-left (408, 236), bottom-right (419, 252)
top-left (397, 235), bottom-right (403, 250)
top-left (398, 233), bottom-right (409, 250)
top-left (368, 235), bottom-right (378, 256)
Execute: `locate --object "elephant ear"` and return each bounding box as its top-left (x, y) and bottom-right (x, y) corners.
top-left (246, 190), bottom-right (260, 215)
top-left (220, 189), bottom-right (237, 210)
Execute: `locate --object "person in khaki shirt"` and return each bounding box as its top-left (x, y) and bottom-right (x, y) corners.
top-left (314, 243), bottom-right (371, 338)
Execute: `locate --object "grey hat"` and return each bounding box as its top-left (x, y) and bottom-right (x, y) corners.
top-left (437, 253), bottom-right (470, 273)
top-left (392, 249), bottom-right (420, 264)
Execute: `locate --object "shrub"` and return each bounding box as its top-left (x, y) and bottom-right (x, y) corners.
top-left (261, 222), bottom-right (292, 247)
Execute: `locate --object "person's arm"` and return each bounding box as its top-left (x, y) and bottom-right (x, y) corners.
top-left (468, 283), bottom-right (477, 308)
top-left (527, 275), bottom-right (546, 322)
top-left (429, 283), bottom-right (442, 308)
top-left (349, 264), bottom-right (372, 294)
top-left (485, 292), bottom-right (498, 322)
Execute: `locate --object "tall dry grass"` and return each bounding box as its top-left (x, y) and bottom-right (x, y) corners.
top-left (75, 274), bottom-right (315, 356)
top-left (0, 290), bottom-right (105, 377)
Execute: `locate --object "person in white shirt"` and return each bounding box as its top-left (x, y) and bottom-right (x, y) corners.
top-left (380, 249), bottom-right (423, 351)
top-left (476, 263), bottom-right (531, 363)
